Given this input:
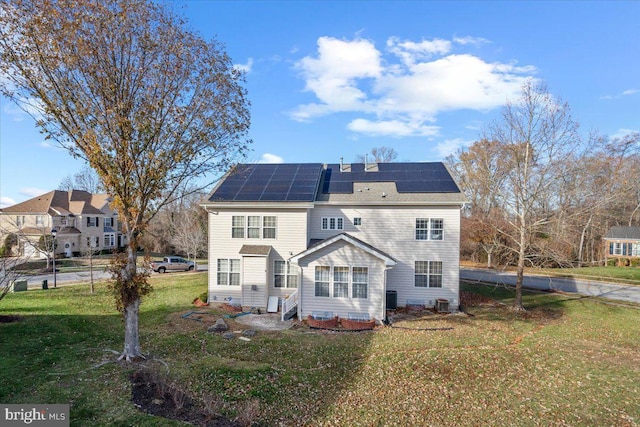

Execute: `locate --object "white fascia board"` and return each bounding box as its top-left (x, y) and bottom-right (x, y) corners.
top-left (290, 234), bottom-right (396, 267)
top-left (313, 200), bottom-right (467, 207)
top-left (200, 202), bottom-right (315, 210)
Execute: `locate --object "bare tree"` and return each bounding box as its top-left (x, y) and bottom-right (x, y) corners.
top-left (355, 146), bottom-right (398, 163)
top-left (59, 165), bottom-right (104, 193)
top-left (486, 81), bottom-right (582, 310)
top-left (169, 193), bottom-right (208, 264)
top-left (0, 256), bottom-right (27, 303)
top-left (0, 0), bottom-right (251, 360)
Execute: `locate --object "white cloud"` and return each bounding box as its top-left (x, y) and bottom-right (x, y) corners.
top-left (258, 153), bottom-right (284, 163)
top-left (20, 187), bottom-right (47, 198)
top-left (435, 138), bottom-right (473, 158)
top-left (234, 58), bottom-right (254, 74)
top-left (610, 128), bottom-right (638, 139)
top-left (453, 35), bottom-right (491, 47)
top-left (347, 118), bottom-right (439, 137)
top-left (601, 88), bottom-right (639, 99)
top-left (291, 35), bottom-right (537, 138)
top-left (0, 196), bottom-right (16, 208)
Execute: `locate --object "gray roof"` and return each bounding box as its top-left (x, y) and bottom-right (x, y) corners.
top-left (604, 226), bottom-right (640, 240)
top-left (238, 245), bottom-right (272, 256)
top-left (205, 162), bottom-right (466, 205)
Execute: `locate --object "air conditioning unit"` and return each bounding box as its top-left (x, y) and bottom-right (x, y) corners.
top-left (435, 299), bottom-right (450, 313)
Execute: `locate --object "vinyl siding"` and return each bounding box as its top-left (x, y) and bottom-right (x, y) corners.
top-left (207, 208), bottom-right (309, 304)
top-left (296, 239), bottom-right (386, 321)
top-left (310, 205), bottom-right (460, 307)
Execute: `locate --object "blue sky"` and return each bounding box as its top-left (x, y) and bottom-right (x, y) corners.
top-left (1, 1), bottom-right (638, 207)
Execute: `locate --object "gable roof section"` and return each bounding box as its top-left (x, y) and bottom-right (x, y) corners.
top-left (604, 226), bottom-right (640, 240)
top-left (207, 163), bottom-right (324, 203)
top-left (0, 190), bottom-right (110, 215)
top-left (289, 233), bottom-right (397, 267)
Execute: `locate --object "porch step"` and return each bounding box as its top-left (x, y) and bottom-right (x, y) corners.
top-left (282, 305), bottom-right (297, 321)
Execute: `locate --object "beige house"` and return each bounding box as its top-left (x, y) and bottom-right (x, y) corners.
top-left (0, 190), bottom-right (125, 258)
top-left (201, 162), bottom-right (467, 323)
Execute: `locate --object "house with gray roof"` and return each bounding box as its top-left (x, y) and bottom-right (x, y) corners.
top-left (201, 162), bottom-right (467, 323)
top-left (603, 226), bottom-right (640, 262)
top-left (0, 190), bottom-right (124, 258)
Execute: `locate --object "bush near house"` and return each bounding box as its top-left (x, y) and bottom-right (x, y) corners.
top-left (0, 276), bottom-right (638, 426)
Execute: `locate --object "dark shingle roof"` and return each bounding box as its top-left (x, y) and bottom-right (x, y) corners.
top-left (604, 226), bottom-right (640, 240)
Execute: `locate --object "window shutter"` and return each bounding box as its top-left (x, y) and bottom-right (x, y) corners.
top-left (609, 242), bottom-right (614, 255)
top-left (623, 243), bottom-right (627, 256)
top-left (96, 217), bottom-right (99, 227)
top-left (87, 216), bottom-right (90, 226)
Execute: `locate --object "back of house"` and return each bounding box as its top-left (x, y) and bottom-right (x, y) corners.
top-left (200, 161), bottom-right (467, 323)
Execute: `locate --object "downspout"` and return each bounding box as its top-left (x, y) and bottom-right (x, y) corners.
top-left (297, 267), bottom-right (303, 320)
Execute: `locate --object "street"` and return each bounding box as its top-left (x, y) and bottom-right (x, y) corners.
top-left (461, 268), bottom-right (640, 304)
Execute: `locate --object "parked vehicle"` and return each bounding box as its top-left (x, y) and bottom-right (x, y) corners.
top-left (151, 256), bottom-right (196, 273)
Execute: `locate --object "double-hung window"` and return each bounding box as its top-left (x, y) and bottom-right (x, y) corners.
top-left (333, 267), bottom-right (349, 298)
top-left (415, 218), bottom-right (444, 240)
top-left (231, 215), bottom-right (277, 239)
top-left (314, 265), bottom-right (368, 298)
top-left (35, 215), bottom-right (44, 226)
top-left (274, 260), bottom-right (298, 288)
top-left (232, 216), bottom-right (245, 238)
top-left (415, 261), bottom-right (443, 288)
top-left (321, 217), bottom-right (344, 230)
top-left (315, 266), bottom-right (330, 297)
top-left (217, 258), bottom-right (240, 286)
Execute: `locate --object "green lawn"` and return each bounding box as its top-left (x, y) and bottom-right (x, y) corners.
top-left (1, 276), bottom-right (638, 426)
top-left (534, 266), bottom-right (640, 285)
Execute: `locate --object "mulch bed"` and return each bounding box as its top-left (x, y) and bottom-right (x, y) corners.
top-left (130, 371), bottom-right (239, 427)
top-left (460, 291), bottom-right (497, 306)
top-left (0, 315), bottom-right (22, 323)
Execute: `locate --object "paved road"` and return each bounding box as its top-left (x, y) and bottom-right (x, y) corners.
top-left (461, 268), bottom-right (640, 304)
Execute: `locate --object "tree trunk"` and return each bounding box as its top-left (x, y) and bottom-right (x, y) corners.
top-left (514, 219), bottom-right (526, 311)
top-left (119, 298), bottom-right (144, 361)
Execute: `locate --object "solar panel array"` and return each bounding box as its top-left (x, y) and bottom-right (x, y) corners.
top-left (322, 162), bottom-right (461, 194)
top-left (209, 163), bottom-right (323, 202)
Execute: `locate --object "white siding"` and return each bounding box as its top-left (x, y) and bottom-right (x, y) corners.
top-left (207, 208), bottom-right (310, 304)
top-left (242, 256), bottom-right (269, 308)
top-left (309, 205), bottom-right (460, 307)
top-left (296, 240), bottom-right (386, 321)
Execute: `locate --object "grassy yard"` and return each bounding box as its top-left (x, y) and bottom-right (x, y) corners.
top-left (1, 276), bottom-right (638, 426)
top-left (534, 266), bottom-right (640, 285)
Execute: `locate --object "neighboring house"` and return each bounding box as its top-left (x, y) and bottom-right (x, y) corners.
top-left (201, 162), bottom-right (467, 322)
top-left (603, 226), bottom-right (640, 263)
top-left (0, 189), bottom-right (125, 258)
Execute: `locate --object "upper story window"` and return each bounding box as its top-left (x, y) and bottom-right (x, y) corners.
top-left (35, 215), bottom-right (44, 226)
top-left (16, 216), bottom-right (25, 227)
top-left (353, 217), bottom-right (362, 226)
top-left (87, 216), bottom-right (99, 227)
top-left (321, 217), bottom-right (344, 230)
top-left (232, 215), bottom-right (277, 239)
top-left (415, 218), bottom-right (444, 241)
top-left (104, 217), bottom-right (114, 227)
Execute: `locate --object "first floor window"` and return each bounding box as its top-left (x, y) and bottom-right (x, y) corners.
top-left (415, 261), bottom-right (443, 288)
top-left (315, 266), bottom-right (330, 297)
top-left (274, 260), bottom-right (298, 288)
top-left (104, 234), bottom-right (115, 247)
top-left (352, 267), bottom-right (368, 299)
top-left (333, 266), bottom-right (349, 298)
top-left (217, 258), bottom-right (240, 286)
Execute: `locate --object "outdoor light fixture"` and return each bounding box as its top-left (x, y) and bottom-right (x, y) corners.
top-left (51, 228), bottom-right (57, 288)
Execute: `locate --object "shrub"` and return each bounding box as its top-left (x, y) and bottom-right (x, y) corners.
top-left (199, 291), bottom-right (208, 303)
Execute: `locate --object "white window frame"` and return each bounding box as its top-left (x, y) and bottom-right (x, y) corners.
top-left (217, 258), bottom-right (241, 286)
top-left (274, 260), bottom-right (298, 288)
top-left (104, 217), bottom-right (113, 227)
top-left (314, 265), bottom-right (369, 299)
top-left (263, 216), bottom-right (277, 239)
top-left (231, 215), bottom-right (277, 239)
top-left (232, 216), bottom-right (245, 238)
top-left (613, 242), bottom-right (623, 256)
top-left (104, 233), bottom-right (115, 248)
top-left (353, 217), bottom-right (362, 226)
top-left (35, 215), bottom-right (44, 226)
top-left (87, 216), bottom-right (97, 227)
top-left (415, 218), bottom-right (444, 241)
top-left (321, 217), bottom-right (344, 230)
top-left (16, 216), bottom-right (25, 227)
top-left (415, 260), bottom-right (443, 288)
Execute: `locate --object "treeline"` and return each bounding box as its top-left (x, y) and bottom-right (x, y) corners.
top-left (446, 82), bottom-right (639, 270)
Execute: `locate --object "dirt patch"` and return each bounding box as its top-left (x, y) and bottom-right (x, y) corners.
top-left (460, 291), bottom-right (499, 307)
top-left (130, 370), bottom-right (239, 426)
top-left (0, 315), bottom-right (22, 323)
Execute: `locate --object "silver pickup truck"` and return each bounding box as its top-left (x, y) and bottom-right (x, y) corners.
top-left (150, 256), bottom-right (196, 273)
